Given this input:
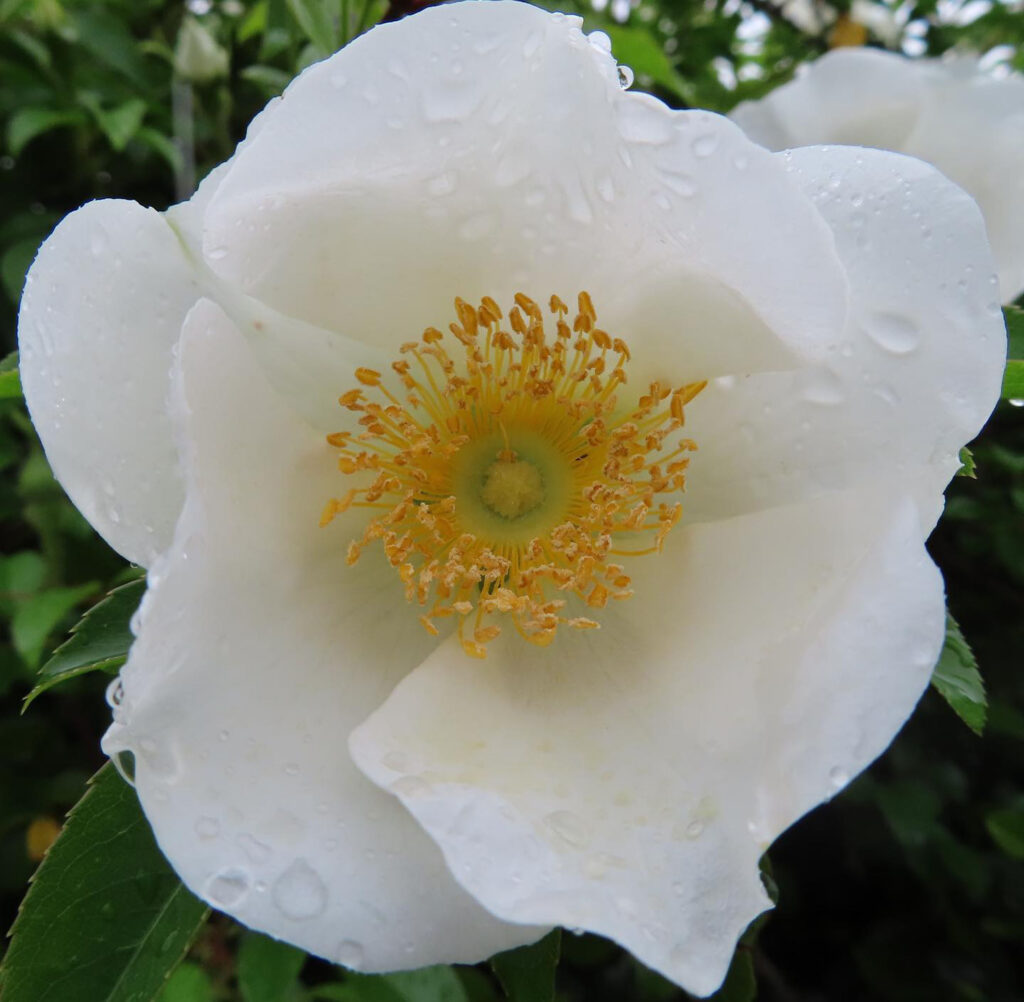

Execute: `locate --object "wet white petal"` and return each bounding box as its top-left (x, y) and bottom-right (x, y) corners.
top-left (351, 486), bottom-right (943, 994)
top-left (103, 298), bottom-right (546, 968)
top-left (731, 48), bottom-right (1024, 301)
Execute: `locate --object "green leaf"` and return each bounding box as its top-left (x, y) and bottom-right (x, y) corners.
top-left (0, 764), bottom-right (210, 1002)
top-left (706, 948), bottom-right (757, 1002)
top-left (2, 237), bottom-right (42, 305)
top-left (80, 95), bottom-right (148, 152)
top-left (956, 445), bottom-right (976, 478)
top-left (326, 968), bottom-right (468, 1002)
top-left (491, 930), bottom-right (561, 1002)
top-left (238, 931), bottom-right (306, 1002)
top-left (286, 0), bottom-right (339, 53)
top-left (0, 350), bottom-right (21, 399)
top-left (985, 806), bottom-right (1024, 860)
top-left (25, 577), bottom-right (145, 707)
top-left (1004, 306), bottom-right (1024, 400)
top-left (382, 967), bottom-right (469, 1002)
top-left (12, 582), bottom-right (98, 669)
top-left (157, 963), bottom-right (214, 1002)
top-left (6, 107), bottom-right (84, 156)
top-left (930, 613), bottom-right (987, 735)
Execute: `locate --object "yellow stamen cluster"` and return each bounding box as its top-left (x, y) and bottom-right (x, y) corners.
top-left (320, 292), bottom-right (705, 658)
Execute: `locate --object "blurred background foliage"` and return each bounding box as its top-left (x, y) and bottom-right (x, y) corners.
top-left (0, 0), bottom-right (1022, 999)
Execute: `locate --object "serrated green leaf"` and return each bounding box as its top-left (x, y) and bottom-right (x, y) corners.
top-left (12, 582), bottom-right (97, 669)
top-left (0, 349), bottom-right (21, 398)
top-left (0, 763), bottom-right (209, 1002)
top-left (7, 106), bottom-right (84, 156)
top-left (491, 930), bottom-right (561, 1002)
top-left (931, 613), bottom-right (987, 735)
top-left (985, 806), bottom-right (1024, 860)
top-left (956, 445), bottom-right (976, 478)
top-left (25, 577), bottom-right (145, 707)
top-left (238, 931), bottom-right (306, 1002)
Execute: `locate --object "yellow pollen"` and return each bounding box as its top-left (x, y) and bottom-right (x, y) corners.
top-left (481, 459), bottom-right (545, 520)
top-left (320, 292), bottom-right (706, 659)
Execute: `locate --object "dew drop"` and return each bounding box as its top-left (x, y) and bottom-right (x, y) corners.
top-left (336, 940), bottom-right (365, 969)
top-left (691, 133), bottom-right (719, 158)
top-left (272, 859), bottom-right (328, 920)
top-left (237, 833), bottom-right (272, 863)
top-left (105, 678), bottom-right (125, 708)
top-left (543, 810), bottom-right (589, 848)
top-left (799, 368), bottom-right (845, 406)
top-left (206, 869), bottom-right (250, 907)
top-left (426, 171), bottom-right (456, 197)
top-left (588, 30), bottom-right (612, 53)
top-left (284, 762), bottom-right (300, 777)
top-left (617, 65), bottom-right (634, 89)
top-left (195, 816), bottom-right (220, 839)
top-left (828, 766), bottom-right (849, 789)
top-left (864, 311), bottom-right (921, 355)
top-left (685, 820), bottom-right (704, 839)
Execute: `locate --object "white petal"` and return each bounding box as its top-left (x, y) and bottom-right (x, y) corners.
top-left (351, 486), bottom-right (944, 996)
top-left (103, 298), bottom-right (545, 970)
top-left (18, 200), bottom-right (199, 566)
top-left (200, 1), bottom-right (847, 378)
top-left (731, 49), bottom-right (924, 150)
top-left (903, 71), bottom-right (1024, 302)
top-left (730, 49), bottom-right (1024, 302)
top-left (683, 146), bottom-right (1004, 531)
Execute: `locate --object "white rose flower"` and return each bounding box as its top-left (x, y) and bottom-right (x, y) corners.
top-left (730, 47), bottom-right (1024, 303)
top-left (17, 2), bottom-right (1005, 995)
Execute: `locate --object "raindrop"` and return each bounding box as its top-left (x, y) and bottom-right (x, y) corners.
top-left (864, 311), bottom-right (920, 355)
top-left (691, 133), bottom-right (719, 158)
top-left (799, 368), bottom-right (845, 406)
top-left (381, 750), bottom-right (410, 772)
top-left (195, 816), bottom-right (220, 839)
top-left (544, 810), bottom-right (588, 848)
top-left (588, 30), bottom-right (612, 53)
top-left (390, 775), bottom-right (431, 798)
top-left (238, 833), bottom-right (272, 863)
top-left (685, 820), bottom-right (704, 839)
top-left (828, 766), bottom-right (849, 789)
top-left (522, 30), bottom-right (543, 59)
top-left (458, 214), bottom-right (494, 241)
top-left (206, 869), bottom-right (250, 907)
top-left (1009, 398), bottom-right (1024, 408)
top-left (284, 762), bottom-right (300, 777)
top-left (272, 859), bottom-right (328, 920)
top-left (138, 738), bottom-right (181, 782)
top-left (617, 65), bottom-right (634, 89)
top-left (426, 171), bottom-right (457, 197)
top-left (336, 940), bottom-right (365, 969)
top-left (105, 678), bottom-right (125, 708)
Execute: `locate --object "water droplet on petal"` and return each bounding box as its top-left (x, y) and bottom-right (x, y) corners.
top-left (336, 940), bottom-right (365, 969)
top-left (206, 869), bottom-right (250, 907)
top-left (272, 859), bottom-right (327, 920)
top-left (828, 766), bottom-right (849, 789)
top-left (864, 311), bottom-right (920, 355)
top-left (685, 820), bottom-right (704, 839)
top-left (799, 368), bottom-right (845, 406)
top-left (195, 816), bottom-right (220, 839)
top-left (617, 65), bottom-right (634, 88)
top-left (105, 678), bottom-right (124, 708)
top-left (588, 30), bottom-right (612, 53)
top-left (543, 810), bottom-right (589, 848)
top-left (238, 833), bottom-right (272, 863)
top-left (692, 133), bottom-right (719, 158)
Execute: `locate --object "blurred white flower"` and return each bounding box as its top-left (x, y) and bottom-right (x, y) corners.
top-left (731, 47), bottom-right (1024, 301)
top-left (18, 2), bottom-right (1004, 995)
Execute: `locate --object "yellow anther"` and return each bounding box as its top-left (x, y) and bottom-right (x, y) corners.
top-left (322, 292), bottom-right (704, 657)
